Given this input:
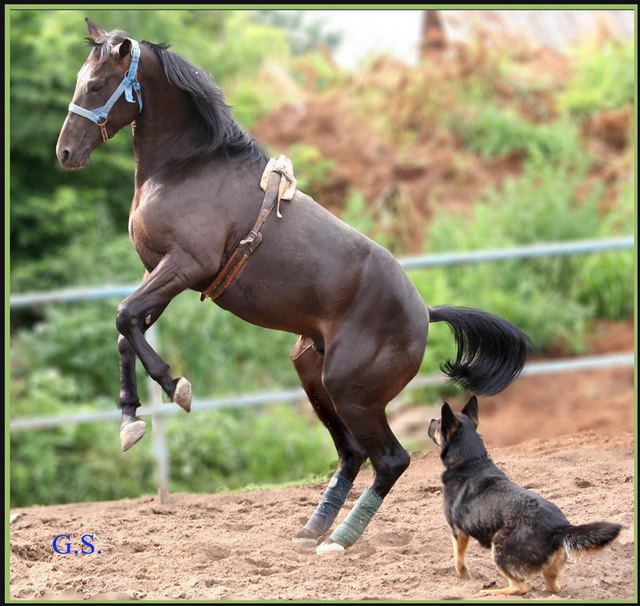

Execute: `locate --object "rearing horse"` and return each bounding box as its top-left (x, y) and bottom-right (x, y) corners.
top-left (56, 20), bottom-right (530, 554)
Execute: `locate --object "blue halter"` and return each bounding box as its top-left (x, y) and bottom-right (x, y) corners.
top-left (68, 39), bottom-right (142, 142)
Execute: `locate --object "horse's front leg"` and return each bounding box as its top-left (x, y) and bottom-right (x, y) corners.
top-left (118, 334), bottom-right (146, 452)
top-left (116, 252), bottom-right (208, 449)
top-left (118, 281), bottom-right (169, 451)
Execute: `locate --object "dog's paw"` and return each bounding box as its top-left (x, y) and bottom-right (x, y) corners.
top-left (456, 567), bottom-right (472, 580)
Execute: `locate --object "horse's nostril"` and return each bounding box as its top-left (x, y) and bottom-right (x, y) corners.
top-left (57, 147), bottom-right (71, 166)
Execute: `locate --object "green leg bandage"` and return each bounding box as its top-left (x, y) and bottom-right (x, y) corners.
top-left (329, 487), bottom-right (384, 548)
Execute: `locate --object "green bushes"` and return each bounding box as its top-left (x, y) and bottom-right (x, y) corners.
top-left (451, 107), bottom-right (584, 164)
top-left (168, 405), bottom-right (334, 494)
top-left (160, 292), bottom-right (300, 396)
top-left (11, 421), bottom-right (158, 507)
top-left (11, 405), bottom-right (334, 507)
top-left (12, 302), bottom-right (126, 399)
top-left (411, 157), bottom-right (632, 357)
top-left (574, 251), bottom-right (635, 320)
top-left (558, 40), bottom-right (634, 116)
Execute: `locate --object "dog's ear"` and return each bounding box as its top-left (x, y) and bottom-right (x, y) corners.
top-left (441, 402), bottom-right (460, 440)
top-left (461, 395), bottom-right (479, 428)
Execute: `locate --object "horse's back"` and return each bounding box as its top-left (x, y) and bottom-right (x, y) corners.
top-left (216, 188), bottom-right (428, 346)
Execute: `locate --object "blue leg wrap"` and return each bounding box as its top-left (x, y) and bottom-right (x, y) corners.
top-left (304, 473), bottom-right (353, 535)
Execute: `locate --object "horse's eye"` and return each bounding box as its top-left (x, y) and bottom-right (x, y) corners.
top-left (88, 83), bottom-right (103, 93)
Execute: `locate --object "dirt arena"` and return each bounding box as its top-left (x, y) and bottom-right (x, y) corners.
top-left (10, 320), bottom-right (635, 601)
top-left (9, 431), bottom-right (635, 601)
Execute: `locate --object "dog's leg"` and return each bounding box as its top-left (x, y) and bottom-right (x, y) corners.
top-left (478, 568), bottom-right (528, 596)
top-left (451, 530), bottom-right (472, 579)
top-left (478, 527), bottom-right (529, 596)
top-left (542, 548), bottom-right (567, 594)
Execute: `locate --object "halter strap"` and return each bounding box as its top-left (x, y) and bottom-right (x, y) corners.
top-left (68, 39), bottom-right (142, 141)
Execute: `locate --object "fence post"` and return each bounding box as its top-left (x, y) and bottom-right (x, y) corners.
top-left (146, 325), bottom-right (171, 505)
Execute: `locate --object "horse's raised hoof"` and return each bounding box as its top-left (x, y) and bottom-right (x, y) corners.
top-left (120, 420), bottom-right (146, 452)
top-left (172, 377), bottom-right (192, 412)
top-left (316, 538), bottom-right (346, 555)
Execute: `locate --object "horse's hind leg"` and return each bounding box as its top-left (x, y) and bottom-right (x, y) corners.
top-left (316, 329), bottom-right (425, 554)
top-left (291, 337), bottom-right (367, 546)
top-left (316, 405), bottom-right (410, 554)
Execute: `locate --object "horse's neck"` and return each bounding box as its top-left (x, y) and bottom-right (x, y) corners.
top-left (131, 92), bottom-right (203, 186)
top-left (129, 74), bottom-right (266, 194)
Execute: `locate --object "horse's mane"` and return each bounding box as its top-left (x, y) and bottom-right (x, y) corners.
top-left (86, 31), bottom-right (266, 163)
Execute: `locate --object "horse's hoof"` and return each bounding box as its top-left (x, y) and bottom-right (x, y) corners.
top-left (172, 377), bottom-right (192, 412)
top-left (293, 537), bottom-right (318, 548)
top-left (293, 527), bottom-right (321, 547)
top-left (120, 420), bottom-right (146, 452)
top-left (316, 539), bottom-right (346, 555)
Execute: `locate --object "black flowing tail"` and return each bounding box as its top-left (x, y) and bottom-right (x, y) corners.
top-left (427, 305), bottom-right (532, 396)
top-left (560, 522), bottom-right (622, 554)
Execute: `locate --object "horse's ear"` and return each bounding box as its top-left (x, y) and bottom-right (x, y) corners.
top-left (85, 18), bottom-right (106, 43)
top-left (440, 402), bottom-right (460, 440)
top-left (117, 38), bottom-right (132, 59)
top-left (461, 395), bottom-right (479, 428)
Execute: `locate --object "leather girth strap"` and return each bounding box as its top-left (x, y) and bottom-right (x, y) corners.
top-left (199, 169), bottom-right (289, 301)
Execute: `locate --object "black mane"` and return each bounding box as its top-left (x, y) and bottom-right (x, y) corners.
top-left (143, 41), bottom-right (266, 162)
top-left (86, 30), bottom-right (266, 163)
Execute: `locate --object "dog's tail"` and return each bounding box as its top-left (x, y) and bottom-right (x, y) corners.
top-left (427, 305), bottom-right (531, 396)
top-left (560, 522), bottom-right (622, 554)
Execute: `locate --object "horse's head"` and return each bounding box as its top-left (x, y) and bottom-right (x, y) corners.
top-left (56, 19), bottom-right (143, 170)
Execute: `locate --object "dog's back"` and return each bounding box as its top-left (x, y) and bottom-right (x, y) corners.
top-left (443, 457), bottom-right (567, 547)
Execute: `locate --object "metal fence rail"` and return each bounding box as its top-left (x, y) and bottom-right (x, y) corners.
top-left (10, 352), bottom-right (635, 432)
top-left (9, 236), bottom-right (635, 503)
top-left (398, 236), bottom-right (635, 269)
top-left (9, 236), bottom-right (634, 308)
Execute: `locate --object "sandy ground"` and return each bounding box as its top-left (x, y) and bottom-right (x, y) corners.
top-left (10, 428), bottom-right (635, 602)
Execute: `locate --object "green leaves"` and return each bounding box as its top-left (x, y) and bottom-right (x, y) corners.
top-left (558, 40), bottom-right (634, 116)
top-left (451, 107), bottom-right (584, 166)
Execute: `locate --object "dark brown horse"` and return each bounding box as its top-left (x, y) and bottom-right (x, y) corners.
top-left (56, 20), bottom-right (530, 554)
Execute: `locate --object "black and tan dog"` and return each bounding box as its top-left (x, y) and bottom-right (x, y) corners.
top-left (428, 397), bottom-right (622, 596)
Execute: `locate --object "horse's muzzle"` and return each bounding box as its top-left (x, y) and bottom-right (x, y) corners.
top-left (56, 142), bottom-right (90, 171)
top-left (55, 112), bottom-right (98, 170)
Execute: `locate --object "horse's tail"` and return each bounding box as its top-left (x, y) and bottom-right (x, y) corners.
top-left (427, 305), bottom-right (531, 396)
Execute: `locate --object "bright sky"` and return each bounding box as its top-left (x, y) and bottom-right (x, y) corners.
top-left (300, 9), bottom-right (425, 68)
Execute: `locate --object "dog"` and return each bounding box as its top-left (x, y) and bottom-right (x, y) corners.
top-left (428, 396), bottom-right (622, 596)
